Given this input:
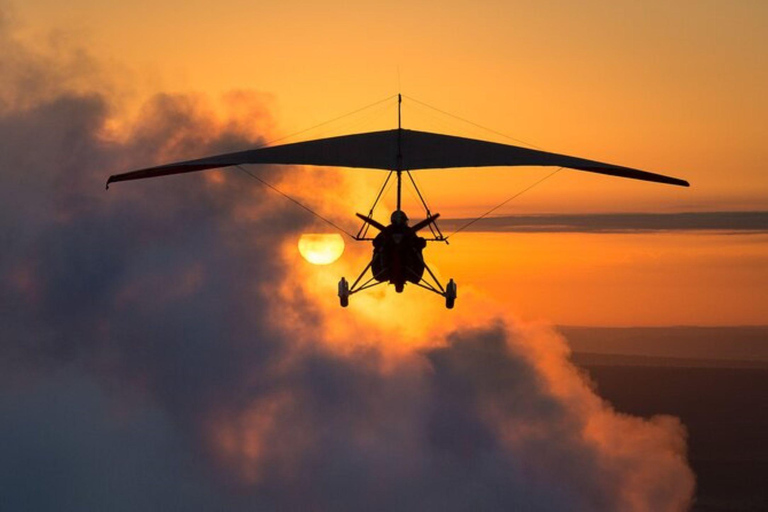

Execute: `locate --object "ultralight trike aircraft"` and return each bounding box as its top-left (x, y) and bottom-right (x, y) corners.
top-left (107, 95), bottom-right (689, 309)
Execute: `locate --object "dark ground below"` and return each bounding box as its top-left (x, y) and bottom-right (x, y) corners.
top-left (578, 360), bottom-right (768, 511)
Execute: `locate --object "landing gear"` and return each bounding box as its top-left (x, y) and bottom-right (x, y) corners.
top-left (337, 262), bottom-right (388, 307)
top-left (445, 279), bottom-right (457, 309)
top-left (338, 272), bottom-right (456, 309)
top-left (338, 277), bottom-right (350, 307)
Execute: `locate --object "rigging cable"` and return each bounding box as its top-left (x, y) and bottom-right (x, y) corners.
top-left (406, 170), bottom-right (445, 240)
top-left (357, 170), bottom-right (394, 239)
top-left (445, 168), bottom-right (563, 240)
top-left (258, 94), bottom-right (397, 148)
top-left (399, 95), bottom-right (562, 240)
top-left (230, 95), bottom-right (401, 240)
top-left (404, 94), bottom-right (544, 150)
top-left (233, 94), bottom-right (559, 242)
top-left (235, 164), bottom-right (356, 239)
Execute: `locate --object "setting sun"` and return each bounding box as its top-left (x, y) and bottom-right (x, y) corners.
top-left (298, 233), bottom-right (345, 265)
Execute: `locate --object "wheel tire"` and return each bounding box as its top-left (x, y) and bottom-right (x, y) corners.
top-left (338, 277), bottom-right (350, 308)
top-left (445, 279), bottom-right (457, 309)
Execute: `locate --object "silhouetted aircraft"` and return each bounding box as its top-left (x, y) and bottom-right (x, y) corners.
top-left (347, 209), bottom-right (454, 307)
top-left (107, 95), bottom-right (688, 309)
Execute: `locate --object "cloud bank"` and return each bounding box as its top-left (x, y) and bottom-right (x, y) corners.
top-left (0, 13), bottom-right (694, 512)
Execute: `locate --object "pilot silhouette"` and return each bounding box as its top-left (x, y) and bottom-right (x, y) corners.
top-left (371, 210), bottom-right (427, 292)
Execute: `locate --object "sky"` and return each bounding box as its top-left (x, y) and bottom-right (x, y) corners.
top-left (1, 1), bottom-right (767, 510)
top-left (9, 0), bottom-right (767, 326)
top-left (13, 0), bottom-right (768, 204)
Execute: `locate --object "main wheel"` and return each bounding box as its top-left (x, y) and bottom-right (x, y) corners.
top-left (338, 277), bottom-right (350, 307)
top-left (445, 279), bottom-right (457, 309)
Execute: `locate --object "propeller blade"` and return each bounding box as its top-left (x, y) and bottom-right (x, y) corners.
top-left (356, 213), bottom-right (387, 231)
top-left (411, 213), bottom-right (441, 232)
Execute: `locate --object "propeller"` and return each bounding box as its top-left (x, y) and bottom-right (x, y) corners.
top-left (411, 213), bottom-right (440, 233)
top-left (356, 213), bottom-right (387, 231)
top-left (356, 212), bottom-right (441, 233)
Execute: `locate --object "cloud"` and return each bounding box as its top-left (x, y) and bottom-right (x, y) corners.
top-left (0, 11), bottom-right (694, 511)
top-left (0, 371), bottom-right (221, 512)
top-left (440, 211), bottom-right (768, 233)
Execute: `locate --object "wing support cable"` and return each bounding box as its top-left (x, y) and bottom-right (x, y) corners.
top-left (355, 170), bottom-right (395, 240)
top-left (403, 94), bottom-right (559, 240)
top-left (264, 94), bottom-right (397, 148)
top-left (446, 167), bottom-right (563, 240)
top-left (235, 165), bottom-right (356, 239)
top-left (234, 96), bottom-right (401, 241)
top-left (227, 94), bottom-right (400, 242)
top-left (403, 94), bottom-right (544, 150)
top-left (405, 170), bottom-right (446, 243)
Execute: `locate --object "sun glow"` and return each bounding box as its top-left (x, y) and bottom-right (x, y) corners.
top-left (298, 234), bottom-right (345, 265)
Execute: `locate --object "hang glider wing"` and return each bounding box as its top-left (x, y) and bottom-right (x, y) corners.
top-left (106, 129), bottom-right (689, 188)
top-left (400, 130), bottom-right (689, 187)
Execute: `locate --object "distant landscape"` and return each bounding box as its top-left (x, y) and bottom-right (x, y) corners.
top-left (564, 326), bottom-right (768, 511)
top-left (562, 326), bottom-right (768, 363)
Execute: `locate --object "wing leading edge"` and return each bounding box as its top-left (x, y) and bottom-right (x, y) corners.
top-left (106, 129), bottom-right (689, 188)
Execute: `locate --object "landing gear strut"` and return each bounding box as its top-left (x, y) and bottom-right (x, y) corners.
top-left (338, 268), bottom-right (457, 309)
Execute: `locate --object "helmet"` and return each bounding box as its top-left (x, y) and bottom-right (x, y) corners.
top-left (390, 210), bottom-right (409, 226)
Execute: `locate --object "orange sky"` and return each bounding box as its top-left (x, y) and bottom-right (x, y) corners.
top-left (12, 0), bottom-right (768, 325)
